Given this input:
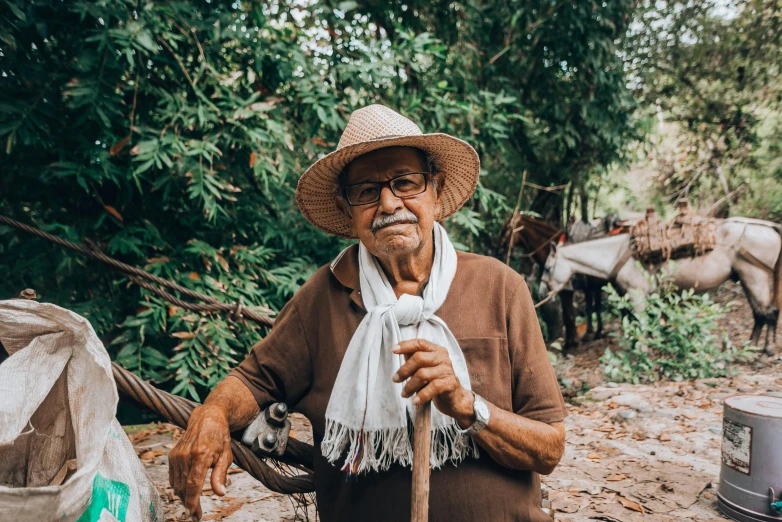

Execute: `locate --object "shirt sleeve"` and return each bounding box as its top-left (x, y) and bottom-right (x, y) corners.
top-left (507, 278), bottom-right (567, 424)
top-left (229, 298), bottom-right (313, 410)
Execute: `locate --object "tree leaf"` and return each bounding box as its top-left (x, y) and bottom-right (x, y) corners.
top-left (135, 29), bottom-right (158, 53)
top-left (110, 135), bottom-right (131, 156)
top-left (5, 0), bottom-right (26, 21)
top-left (171, 331), bottom-right (197, 339)
top-left (104, 205), bottom-right (124, 222)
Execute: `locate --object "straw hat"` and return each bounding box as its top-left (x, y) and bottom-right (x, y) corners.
top-left (295, 104), bottom-right (480, 238)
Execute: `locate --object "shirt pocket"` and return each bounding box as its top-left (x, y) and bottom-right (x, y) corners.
top-left (457, 337), bottom-right (512, 411)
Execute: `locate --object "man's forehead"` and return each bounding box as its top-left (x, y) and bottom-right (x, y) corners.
top-left (344, 146), bottom-right (427, 180)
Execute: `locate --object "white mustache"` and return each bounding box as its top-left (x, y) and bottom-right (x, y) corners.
top-left (371, 211), bottom-right (419, 233)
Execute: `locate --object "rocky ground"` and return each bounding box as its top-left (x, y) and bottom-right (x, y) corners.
top-left (129, 281), bottom-right (782, 521)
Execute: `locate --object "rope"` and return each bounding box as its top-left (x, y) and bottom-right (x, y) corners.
top-left (523, 181), bottom-right (569, 193)
top-left (111, 361), bottom-right (315, 494)
top-left (534, 290), bottom-right (557, 309)
top-left (0, 214), bottom-right (274, 327)
top-left (517, 228), bottom-right (565, 259)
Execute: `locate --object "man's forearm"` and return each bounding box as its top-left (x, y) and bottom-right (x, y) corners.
top-left (200, 375), bottom-right (260, 432)
top-left (464, 401), bottom-right (565, 474)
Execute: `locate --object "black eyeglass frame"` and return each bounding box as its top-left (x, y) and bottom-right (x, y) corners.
top-left (341, 172), bottom-right (432, 207)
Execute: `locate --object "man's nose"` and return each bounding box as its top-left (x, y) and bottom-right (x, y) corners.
top-left (377, 185), bottom-right (404, 214)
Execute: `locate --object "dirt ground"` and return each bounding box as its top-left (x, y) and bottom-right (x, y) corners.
top-left (128, 281), bottom-right (782, 521)
top-left (127, 414), bottom-right (317, 522)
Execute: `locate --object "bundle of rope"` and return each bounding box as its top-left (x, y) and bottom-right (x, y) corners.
top-left (1, 214), bottom-right (319, 504)
top-left (112, 362), bottom-right (315, 494)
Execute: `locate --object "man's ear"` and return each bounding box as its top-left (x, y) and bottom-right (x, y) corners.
top-left (336, 197), bottom-right (352, 219)
top-left (434, 171), bottom-right (445, 194)
top-left (336, 197), bottom-right (359, 235)
top-left (433, 172), bottom-right (445, 220)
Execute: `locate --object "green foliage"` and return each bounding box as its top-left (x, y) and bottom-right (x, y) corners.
top-left (624, 0), bottom-right (782, 218)
top-left (0, 0), bottom-right (639, 398)
top-left (601, 273), bottom-right (755, 384)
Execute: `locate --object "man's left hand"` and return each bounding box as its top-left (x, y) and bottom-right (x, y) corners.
top-left (392, 339), bottom-right (475, 427)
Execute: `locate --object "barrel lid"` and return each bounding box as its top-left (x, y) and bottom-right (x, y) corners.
top-left (725, 395), bottom-right (782, 418)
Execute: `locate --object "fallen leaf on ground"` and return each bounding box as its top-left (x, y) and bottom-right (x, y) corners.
top-left (203, 500), bottom-right (246, 520)
top-left (618, 495), bottom-right (646, 513)
top-left (139, 449), bottom-right (165, 461)
top-left (586, 453), bottom-right (602, 460)
top-left (659, 433), bottom-right (672, 441)
top-left (606, 474), bottom-right (628, 482)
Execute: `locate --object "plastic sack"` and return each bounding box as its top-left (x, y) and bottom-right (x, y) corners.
top-left (0, 299), bottom-right (162, 522)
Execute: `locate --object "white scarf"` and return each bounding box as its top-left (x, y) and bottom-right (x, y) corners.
top-left (321, 223), bottom-right (477, 474)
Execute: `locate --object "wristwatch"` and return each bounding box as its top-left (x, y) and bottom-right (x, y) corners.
top-left (457, 392), bottom-right (491, 436)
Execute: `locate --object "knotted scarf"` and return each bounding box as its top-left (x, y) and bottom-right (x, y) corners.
top-left (321, 223), bottom-right (477, 474)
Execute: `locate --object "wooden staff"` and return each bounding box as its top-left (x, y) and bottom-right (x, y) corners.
top-left (410, 401), bottom-right (432, 522)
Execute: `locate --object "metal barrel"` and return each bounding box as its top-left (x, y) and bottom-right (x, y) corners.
top-left (718, 395), bottom-right (782, 522)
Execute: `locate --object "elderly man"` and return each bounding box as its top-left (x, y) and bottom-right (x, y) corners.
top-left (170, 105), bottom-right (567, 521)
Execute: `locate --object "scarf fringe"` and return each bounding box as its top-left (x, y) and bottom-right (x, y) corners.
top-left (322, 418), bottom-right (480, 475)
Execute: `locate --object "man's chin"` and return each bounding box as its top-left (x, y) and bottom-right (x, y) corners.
top-left (372, 228), bottom-right (421, 254)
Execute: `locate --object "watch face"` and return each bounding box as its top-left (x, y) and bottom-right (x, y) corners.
top-left (475, 400), bottom-right (490, 421)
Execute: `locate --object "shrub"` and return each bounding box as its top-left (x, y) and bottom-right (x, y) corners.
top-left (601, 272), bottom-right (755, 384)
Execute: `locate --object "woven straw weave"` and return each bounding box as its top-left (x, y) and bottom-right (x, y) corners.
top-left (295, 104), bottom-right (480, 238)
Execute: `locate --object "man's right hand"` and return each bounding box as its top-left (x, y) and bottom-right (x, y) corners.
top-left (169, 404), bottom-right (233, 521)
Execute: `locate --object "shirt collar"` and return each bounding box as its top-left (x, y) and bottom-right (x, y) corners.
top-left (330, 244), bottom-right (364, 310)
top-left (330, 243), bottom-right (462, 310)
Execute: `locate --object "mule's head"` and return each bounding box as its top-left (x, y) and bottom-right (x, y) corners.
top-left (539, 244), bottom-right (574, 297)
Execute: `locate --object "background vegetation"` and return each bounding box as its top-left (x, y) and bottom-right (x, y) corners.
top-left (1, 0), bottom-right (779, 398)
top-left (601, 272), bottom-right (755, 384)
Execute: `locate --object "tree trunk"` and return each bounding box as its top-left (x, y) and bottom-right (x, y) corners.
top-left (580, 184), bottom-right (589, 223)
top-left (531, 189), bottom-right (563, 228)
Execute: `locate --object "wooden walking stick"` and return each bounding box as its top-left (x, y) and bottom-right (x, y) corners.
top-left (410, 400), bottom-right (432, 522)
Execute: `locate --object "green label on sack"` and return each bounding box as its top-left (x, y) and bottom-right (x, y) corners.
top-left (76, 473), bottom-right (131, 522)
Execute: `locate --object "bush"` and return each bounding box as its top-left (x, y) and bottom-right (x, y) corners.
top-left (601, 272), bottom-right (755, 384)
top-left (0, 0), bottom-right (637, 400)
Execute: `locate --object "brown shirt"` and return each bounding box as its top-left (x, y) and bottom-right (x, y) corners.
top-left (231, 245), bottom-right (566, 522)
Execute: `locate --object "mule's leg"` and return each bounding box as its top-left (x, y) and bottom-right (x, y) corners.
top-left (594, 288), bottom-right (603, 339)
top-left (539, 297), bottom-right (562, 344)
top-left (561, 290), bottom-right (577, 350)
top-left (585, 290), bottom-right (595, 336)
top-left (765, 308), bottom-right (779, 356)
top-left (750, 312), bottom-right (764, 346)
top-left (734, 261), bottom-right (774, 352)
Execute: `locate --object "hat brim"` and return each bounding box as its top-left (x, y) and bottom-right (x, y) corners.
top-left (295, 133), bottom-right (480, 239)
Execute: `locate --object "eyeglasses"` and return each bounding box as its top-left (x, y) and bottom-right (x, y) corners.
top-left (343, 172), bottom-right (429, 206)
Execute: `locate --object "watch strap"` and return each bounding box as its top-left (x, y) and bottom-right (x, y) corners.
top-left (456, 392), bottom-right (489, 436)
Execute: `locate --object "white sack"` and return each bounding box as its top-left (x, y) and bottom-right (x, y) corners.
top-left (0, 299), bottom-right (162, 522)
